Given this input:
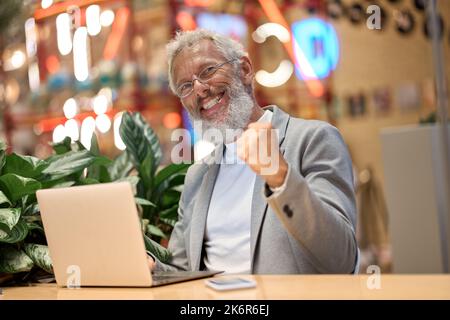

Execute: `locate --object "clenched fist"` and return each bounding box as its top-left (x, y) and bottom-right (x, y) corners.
top-left (236, 122), bottom-right (288, 189)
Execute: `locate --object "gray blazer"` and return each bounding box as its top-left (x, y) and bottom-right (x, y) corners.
top-left (152, 105), bottom-right (358, 274)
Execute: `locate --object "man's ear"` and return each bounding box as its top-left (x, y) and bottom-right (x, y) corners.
top-left (239, 56), bottom-right (254, 86)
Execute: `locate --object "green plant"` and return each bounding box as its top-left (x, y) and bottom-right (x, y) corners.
top-left (0, 137), bottom-right (113, 284)
top-left (119, 111), bottom-right (190, 261)
top-left (0, 112), bottom-right (190, 284)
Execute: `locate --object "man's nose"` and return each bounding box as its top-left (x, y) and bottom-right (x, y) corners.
top-left (192, 78), bottom-right (210, 98)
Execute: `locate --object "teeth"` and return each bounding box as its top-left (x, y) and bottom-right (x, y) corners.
top-left (203, 95), bottom-right (221, 110)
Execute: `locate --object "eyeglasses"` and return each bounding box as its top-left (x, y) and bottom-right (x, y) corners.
top-left (175, 58), bottom-right (237, 98)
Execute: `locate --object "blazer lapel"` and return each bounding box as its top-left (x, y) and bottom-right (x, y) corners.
top-left (189, 143), bottom-right (223, 270)
top-left (250, 105), bottom-right (290, 269)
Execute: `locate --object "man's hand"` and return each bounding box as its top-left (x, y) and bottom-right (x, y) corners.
top-left (237, 122), bottom-right (288, 189)
top-left (147, 256), bottom-right (155, 271)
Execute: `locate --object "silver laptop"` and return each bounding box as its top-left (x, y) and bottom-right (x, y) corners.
top-left (36, 182), bottom-right (220, 287)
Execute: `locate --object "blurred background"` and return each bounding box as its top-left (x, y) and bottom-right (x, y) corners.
top-left (0, 0), bottom-right (449, 274)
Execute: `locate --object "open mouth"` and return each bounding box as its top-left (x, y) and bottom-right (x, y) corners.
top-left (201, 91), bottom-right (225, 111)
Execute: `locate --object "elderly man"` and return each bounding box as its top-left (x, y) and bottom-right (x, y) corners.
top-left (148, 29), bottom-right (358, 274)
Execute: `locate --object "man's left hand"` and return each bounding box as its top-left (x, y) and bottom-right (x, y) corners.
top-left (237, 122), bottom-right (288, 189)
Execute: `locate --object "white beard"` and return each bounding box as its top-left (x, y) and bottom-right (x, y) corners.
top-left (187, 79), bottom-right (254, 144)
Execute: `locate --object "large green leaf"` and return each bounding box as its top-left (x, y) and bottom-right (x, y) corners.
top-left (146, 224), bottom-right (167, 239)
top-left (90, 156), bottom-right (112, 167)
top-left (119, 112), bottom-right (162, 174)
top-left (51, 136), bottom-right (72, 155)
top-left (42, 150), bottom-right (98, 180)
top-left (158, 205), bottom-right (178, 221)
top-left (151, 173), bottom-right (186, 204)
top-left (0, 190), bottom-right (12, 207)
top-left (22, 202), bottom-right (39, 216)
top-left (0, 246), bottom-right (34, 273)
top-left (138, 153), bottom-right (155, 197)
top-left (2, 153), bottom-right (48, 178)
top-left (21, 193), bottom-right (38, 210)
top-left (160, 189), bottom-right (181, 208)
top-left (0, 219), bottom-right (29, 243)
top-left (0, 141), bottom-right (6, 173)
top-left (0, 208), bottom-right (21, 232)
top-left (26, 221), bottom-right (44, 233)
top-left (154, 163), bottom-right (190, 188)
top-left (87, 165), bottom-right (111, 183)
top-left (108, 151), bottom-right (134, 181)
top-left (86, 134), bottom-right (112, 183)
top-left (135, 197), bottom-right (156, 207)
top-left (89, 133), bottom-right (100, 155)
top-left (24, 243), bottom-right (53, 274)
top-left (0, 174), bottom-right (41, 202)
top-left (143, 234), bottom-right (171, 263)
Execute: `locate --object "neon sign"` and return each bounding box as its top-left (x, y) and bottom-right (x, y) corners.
top-left (291, 18), bottom-right (340, 79)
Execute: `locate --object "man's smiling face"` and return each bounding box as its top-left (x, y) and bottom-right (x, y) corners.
top-left (171, 39), bottom-right (235, 124)
top-left (171, 39), bottom-right (257, 143)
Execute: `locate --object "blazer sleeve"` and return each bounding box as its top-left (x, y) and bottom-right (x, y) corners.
top-left (264, 123), bottom-right (358, 273)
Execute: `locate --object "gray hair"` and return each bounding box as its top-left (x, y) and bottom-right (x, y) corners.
top-left (166, 29), bottom-right (248, 93)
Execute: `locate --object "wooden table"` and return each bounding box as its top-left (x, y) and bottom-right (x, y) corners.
top-left (1, 275), bottom-right (450, 300)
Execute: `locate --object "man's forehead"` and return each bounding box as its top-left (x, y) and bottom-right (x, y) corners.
top-left (184, 39), bottom-right (221, 55)
top-left (173, 39), bottom-right (224, 66)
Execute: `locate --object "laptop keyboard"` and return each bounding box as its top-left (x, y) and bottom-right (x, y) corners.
top-left (151, 274), bottom-right (200, 286)
top-left (152, 274), bottom-right (186, 281)
top-left (151, 271), bottom-right (222, 286)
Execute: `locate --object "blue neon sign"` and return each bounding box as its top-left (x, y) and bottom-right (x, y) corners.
top-left (291, 18), bottom-right (340, 79)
